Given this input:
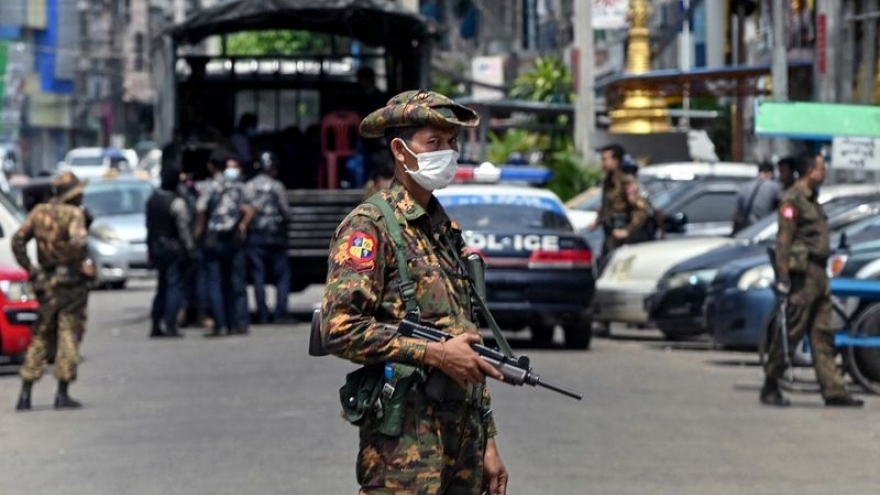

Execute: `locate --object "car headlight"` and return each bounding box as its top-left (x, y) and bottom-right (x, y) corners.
top-left (0, 280), bottom-right (36, 302)
top-left (667, 269), bottom-right (719, 289)
top-left (736, 264), bottom-right (775, 291)
top-left (91, 225), bottom-right (123, 243)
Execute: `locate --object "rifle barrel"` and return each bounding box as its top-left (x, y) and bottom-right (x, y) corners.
top-left (536, 379), bottom-right (583, 401)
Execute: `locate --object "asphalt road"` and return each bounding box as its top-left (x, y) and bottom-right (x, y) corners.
top-left (1, 281), bottom-right (878, 495)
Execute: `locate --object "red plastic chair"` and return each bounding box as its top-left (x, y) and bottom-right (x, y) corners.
top-left (318, 111), bottom-right (362, 189)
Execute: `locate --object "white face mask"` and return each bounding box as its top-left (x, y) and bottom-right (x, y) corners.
top-left (399, 140), bottom-right (459, 191)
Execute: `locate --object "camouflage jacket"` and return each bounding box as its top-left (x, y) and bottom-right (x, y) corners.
top-left (244, 173), bottom-right (289, 236)
top-left (197, 175), bottom-right (246, 233)
top-left (597, 170), bottom-right (650, 235)
top-left (12, 200), bottom-right (88, 273)
top-left (321, 181), bottom-right (496, 434)
top-left (775, 181), bottom-right (830, 283)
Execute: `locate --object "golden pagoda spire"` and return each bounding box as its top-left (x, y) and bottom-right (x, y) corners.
top-left (609, 0), bottom-right (673, 134)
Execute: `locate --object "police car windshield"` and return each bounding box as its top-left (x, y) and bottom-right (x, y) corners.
top-left (83, 181), bottom-right (154, 217)
top-left (444, 201), bottom-right (573, 232)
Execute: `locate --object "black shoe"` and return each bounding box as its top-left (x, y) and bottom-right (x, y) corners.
top-left (15, 381), bottom-right (32, 411)
top-left (760, 379), bottom-right (791, 407)
top-left (232, 326), bottom-right (249, 335)
top-left (150, 322), bottom-right (164, 338)
top-left (54, 381), bottom-right (82, 409)
top-left (164, 325), bottom-right (184, 338)
top-left (825, 396), bottom-right (865, 408)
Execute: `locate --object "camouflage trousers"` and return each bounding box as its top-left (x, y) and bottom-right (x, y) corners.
top-left (20, 283), bottom-right (89, 383)
top-left (356, 389), bottom-right (488, 495)
top-left (764, 263), bottom-right (848, 399)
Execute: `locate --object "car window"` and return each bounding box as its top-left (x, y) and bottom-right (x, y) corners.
top-left (0, 190), bottom-right (27, 223)
top-left (442, 195), bottom-right (573, 232)
top-left (68, 156), bottom-right (104, 167)
top-left (83, 181), bottom-right (154, 217)
top-left (680, 191), bottom-right (738, 223)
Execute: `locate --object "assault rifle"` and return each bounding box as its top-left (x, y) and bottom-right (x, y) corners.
top-left (309, 310), bottom-right (583, 401)
top-left (397, 317), bottom-right (583, 401)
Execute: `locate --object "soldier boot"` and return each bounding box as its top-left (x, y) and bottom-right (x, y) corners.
top-left (759, 378), bottom-right (790, 407)
top-left (15, 380), bottom-right (33, 411)
top-left (825, 395), bottom-right (864, 408)
top-left (54, 381), bottom-right (82, 409)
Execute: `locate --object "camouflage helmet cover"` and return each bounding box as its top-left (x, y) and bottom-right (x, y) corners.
top-left (53, 171), bottom-right (89, 202)
top-left (359, 90), bottom-right (480, 138)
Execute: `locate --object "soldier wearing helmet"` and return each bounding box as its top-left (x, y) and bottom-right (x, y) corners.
top-left (320, 90), bottom-right (509, 495)
top-left (244, 151), bottom-right (291, 323)
top-left (14, 172), bottom-right (93, 411)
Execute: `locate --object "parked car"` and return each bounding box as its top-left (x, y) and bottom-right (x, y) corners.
top-left (593, 184), bottom-right (880, 330)
top-left (0, 265), bottom-right (38, 364)
top-left (82, 177), bottom-right (155, 288)
top-left (565, 161), bottom-right (756, 232)
top-left (706, 210), bottom-right (880, 348)
top-left (59, 148), bottom-right (136, 180)
top-left (435, 178), bottom-right (596, 349)
top-left (651, 200), bottom-right (880, 340)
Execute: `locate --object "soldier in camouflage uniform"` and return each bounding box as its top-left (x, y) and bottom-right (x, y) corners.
top-left (321, 90), bottom-right (509, 495)
top-left (245, 151), bottom-right (291, 323)
top-left (761, 153), bottom-right (863, 408)
top-left (14, 172), bottom-right (93, 411)
top-left (589, 144), bottom-right (650, 260)
top-left (195, 151), bottom-right (254, 337)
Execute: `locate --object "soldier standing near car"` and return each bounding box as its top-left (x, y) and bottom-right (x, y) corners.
top-left (195, 151), bottom-right (254, 337)
top-left (588, 144), bottom-right (650, 260)
top-left (14, 172), bottom-right (94, 411)
top-left (761, 153), bottom-right (863, 408)
top-left (146, 165), bottom-right (197, 338)
top-left (245, 151), bottom-right (291, 324)
top-left (320, 90), bottom-right (509, 495)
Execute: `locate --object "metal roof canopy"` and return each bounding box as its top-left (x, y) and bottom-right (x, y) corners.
top-left (754, 101), bottom-right (880, 140)
top-left (165, 0), bottom-right (433, 51)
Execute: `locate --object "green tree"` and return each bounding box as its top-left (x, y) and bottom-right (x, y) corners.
top-left (510, 56), bottom-right (573, 104)
top-left (225, 30), bottom-right (332, 56)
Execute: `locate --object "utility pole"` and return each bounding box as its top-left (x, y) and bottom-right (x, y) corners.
top-left (680, 0), bottom-right (691, 130)
top-left (771, 0), bottom-right (789, 158)
top-left (858, 0), bottom-right (878, 103)
top-left (573, 0), bottom-right (594, 167)
top-left (815, 0), bottom-right (839, 102)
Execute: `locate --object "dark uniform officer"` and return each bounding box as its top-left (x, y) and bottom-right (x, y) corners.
top-left (245, 151), bottom-right (291, 323)
top-left (14, 172), bottom-right (92, 411)
top-left (321, 90), bottom-right (509, 495)
top-left (147, 166), bottom-right (197, 337)
top-left (761, 153), bottom-right (863, 408)
top-left (195, 151), bottom-right (254, 337)
top-left (590, 144), bottom-right (649, 260)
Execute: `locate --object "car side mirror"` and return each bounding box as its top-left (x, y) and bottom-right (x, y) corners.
top-left (664, 212), bottom-right (688, 233)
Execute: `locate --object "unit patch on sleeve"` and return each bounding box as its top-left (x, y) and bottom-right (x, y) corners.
top-left (780, 205), bottom-right (797, 220)
top-left (348, 232), bottom-right (377, 263)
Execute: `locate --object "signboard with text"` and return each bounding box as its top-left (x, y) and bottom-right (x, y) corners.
top-left (831, 136), bottom-right (880, 170)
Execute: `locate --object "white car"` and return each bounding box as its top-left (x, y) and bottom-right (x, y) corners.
top-left (593, 183), bottom-right (880, 327)
top-left (59, 148), bottom-right (135, 180)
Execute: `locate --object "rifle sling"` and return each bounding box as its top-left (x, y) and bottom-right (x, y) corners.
top-left (367, 195), bottom-right (516, 358)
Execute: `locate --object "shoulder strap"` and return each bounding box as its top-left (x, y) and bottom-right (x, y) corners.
top-left (742, 180), bottom-right (766, 220)
top-left (366, 195), bottom-right (418, 313)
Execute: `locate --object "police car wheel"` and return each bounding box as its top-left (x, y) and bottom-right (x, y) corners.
top-left (563, 319), bottom-right (592, 350)
top-left (530, 323), bottom-right (555, 347)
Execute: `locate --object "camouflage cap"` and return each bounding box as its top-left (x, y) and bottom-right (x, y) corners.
top-left (53, 171), bottom-right (88, 202)
top-left (359, 90), bottom-right (480, 139)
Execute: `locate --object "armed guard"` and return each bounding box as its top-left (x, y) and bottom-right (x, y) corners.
top-left (761, 153), bottom-right (863, 408)
top-left (320, 90), bottom-right (509, 495)
top-left (14, 172), bottom-right (93, 411)
top-left (245, 151), bottom-right (291, 323)
top-left (590, 144), bottom-right (649, 260)
top-left (147, 166), bottom-right (197, 337)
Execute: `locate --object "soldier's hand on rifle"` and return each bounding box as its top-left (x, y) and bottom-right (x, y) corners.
top-left (427, 333), bottom-right (504, 389)
top-left (612, 228), bottom-right (629, 240)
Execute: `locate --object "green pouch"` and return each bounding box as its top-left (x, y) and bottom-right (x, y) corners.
top-left (339, 365), bottom-right (384, 426)
top-left (377, 363), bottom-right (423, 437)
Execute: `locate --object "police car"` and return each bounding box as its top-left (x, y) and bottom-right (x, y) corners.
top-left (434, 163), bottom-right (596, 349)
